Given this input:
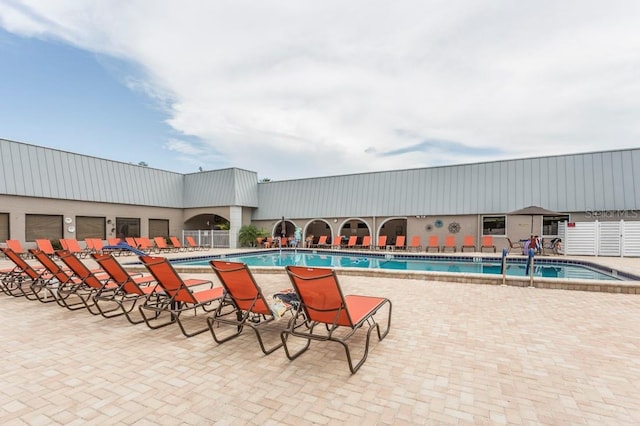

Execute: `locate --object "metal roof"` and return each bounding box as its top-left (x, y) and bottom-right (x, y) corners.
top-left (2, 139), bottom-right (639, 218)
top-left (252, 148), bottom-right (640, 220)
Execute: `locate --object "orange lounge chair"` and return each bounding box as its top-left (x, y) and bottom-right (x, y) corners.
top-left (311, 235), bottom-right (327, 248)
top-left (393, 236), bottom-right (406, 251)
top-left (139, 256), bottom-right (223, 337)
top-left (208, 260), bottom-right (293, 354)
top-left (346, 236), bottom-right (357, 249)
top-left (92, 253), bottom-right (159, 324)
top-left (90, 238), bottom-right (104, 253)
top-left (84, 238), bottom-right (96, 254)
top-left (62, 238), bottom-right (88, 258)
top-left (426, 236), bottom-right (440, 252)
top-left (375, 235), bottom-right (388, 250)
top-left (408, 236), bottom-right (422, 252)
top-left (332, 235), bottom-right (344, 249)
top-left (185, 236), bottom-right (203, 250)
top-left (29, 249), bottom-right (88, 309)
top-left (461, 235), bottom-right (476, 252)
top-left (56, 250), bottom-right (117, 314)
top-left (442, 235), bottom-right (456, 252)
top-left (481, 236), bottom-right (496, 253)
top-left (107, 237), bottom-right (120, 246)
top-left (154, 236), bottom-right (174, 253)
top-left (169, 236), bottom-right (185, 252)
top-left (5, 239), bottom-right (30, 258)
top-left (36, 239), bottom-right (56, 256)
top-left (359, 235), bottom-right (371, 250)
top-left (283, 266), bottom-right (392, 374)
top-left (506, 238), bottom-right (524, 254)
top-left (0, 247), bottom-right (50, 299)
top-left (135, 237), bottom-right (156, 253)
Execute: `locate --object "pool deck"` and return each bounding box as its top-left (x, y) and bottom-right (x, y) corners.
top-left (1, 250), bottom-right (640, 424)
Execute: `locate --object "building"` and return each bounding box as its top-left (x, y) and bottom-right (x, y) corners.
top-left (1, 138), bottom-right (639, 251)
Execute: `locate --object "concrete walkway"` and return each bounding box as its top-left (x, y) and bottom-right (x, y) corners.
top-left (1, 251), bottom-right (639, 424)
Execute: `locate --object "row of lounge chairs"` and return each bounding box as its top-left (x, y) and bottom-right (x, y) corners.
top-left (0, 247), bottom-right (391, 374)
top-left (306, 235), bottom-right (499, 253)
top-left (3, 236), bottom-right (206, 259)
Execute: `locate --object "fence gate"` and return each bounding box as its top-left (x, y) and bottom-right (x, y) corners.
top-left (560, 220), bottom-right (639, 257)
top-left (182, 230), bottom-right (230, 248)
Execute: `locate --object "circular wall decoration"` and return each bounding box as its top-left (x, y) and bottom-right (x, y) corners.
top-left (67, 225), bottom-right (76, 233)
top-left (434, 219), bottom-right (443, 228)
top-left (64, 217), bottom-right (73, 224)
top-left (425, 224), bottom-right (433, 231)
top-left (448, 222), bottom-right (461, 234)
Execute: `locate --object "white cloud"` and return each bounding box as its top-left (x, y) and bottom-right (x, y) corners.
top-left (1, 0), bottom-right (640, 179)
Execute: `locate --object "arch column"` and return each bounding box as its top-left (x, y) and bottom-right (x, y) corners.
top-left (229, 206), bottom-right (242, 248)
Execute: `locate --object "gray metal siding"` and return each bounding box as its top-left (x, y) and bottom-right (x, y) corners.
top-left (0, 139), bottom-right (184, 207)
top-left (182, 168), bottom-right (258, 208)
top-left (2, 139), bottom-right (639, 218)
top-left (253, 148), bottom-right (640, 220)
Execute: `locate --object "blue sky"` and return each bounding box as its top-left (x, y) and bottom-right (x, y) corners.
top-left (1, 1), bottom-right (640, 180)
top-left (0, 28), bottom-right (188, 170)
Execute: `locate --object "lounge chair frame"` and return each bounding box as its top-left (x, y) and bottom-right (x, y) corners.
top-left (56, 250), bottom-right (117, 314)
top-left (29, 249), bottom-right (87, 310)
top-left (480, 236), bottom-right (496, 253)
top-left (461, 236), bottom-right (476, 252)
top-left (208, 260), bottom-right (292, 354)
top-left (139, 256), bottom-right (223, 337)
top-left (0, 247), bottom-right (49, 299)
top-left (507, 238), bottom-right (524, 254)
top-left (282, 266), bottom-right (392, 374)
top-left (92, 253), bottom-right (160, 324)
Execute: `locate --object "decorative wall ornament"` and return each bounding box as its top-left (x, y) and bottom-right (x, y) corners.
top-left (425, 224), bottom-right (433, 231)
top-left (434, 219), bottom-right (443, 228)
top-left (448, 222), bottom-right (461, 234)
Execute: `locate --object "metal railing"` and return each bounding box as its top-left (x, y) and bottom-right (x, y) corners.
top-left (182, 230), bottom-right (229, 248)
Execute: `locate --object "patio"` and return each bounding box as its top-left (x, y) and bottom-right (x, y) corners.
top-left (1, 253), bottom-right (640, 424)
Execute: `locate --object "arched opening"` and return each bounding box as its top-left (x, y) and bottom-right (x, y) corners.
top-left (184, 214), bottom-right (230, 230)
top-left (339, 218), bottom-right (371, 247)
top-left (378, 217), bottom-right (407, 245)
top-left (304, 219), bottom-right (333, 246)
top-left (273, 220), bottom-right (296, 238)
top-left (183, 213), bottom-right (230, 248)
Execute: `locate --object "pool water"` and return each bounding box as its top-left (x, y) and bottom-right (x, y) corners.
top-left (174, 251), bottom-right (621, 281)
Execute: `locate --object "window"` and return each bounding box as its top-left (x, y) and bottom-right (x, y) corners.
top-left (26, 214), bottom-right (63, 241)
top-left (482, 216), bottom-right (506, 236)
top-left (116, 217), bottom-right (140, 239)
top-left (0, 213), bottom-right (8, 240)
top-left (149, 219), bottom-right (169, 238)
top-left (542, 215), bottom-right (570, 236)
top-left (76, 216), bottom-right (106, 240)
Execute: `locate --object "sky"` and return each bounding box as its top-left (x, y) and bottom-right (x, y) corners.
top-left (0, 1), bottom-right (639, 181)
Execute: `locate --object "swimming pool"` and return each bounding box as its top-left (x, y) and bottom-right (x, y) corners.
top-left (173, 250), bottom-right (631, 281)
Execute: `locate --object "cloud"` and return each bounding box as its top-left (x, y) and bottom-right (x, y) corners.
top-left (377, 139), bottom-right (505, 158)
top-left (1, 0), bottom-right (640, 179)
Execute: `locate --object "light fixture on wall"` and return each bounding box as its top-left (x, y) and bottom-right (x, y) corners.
top-left (333, 219), bottom-right (338, 223)
top-left (64, 217), bottom-right (73, 224)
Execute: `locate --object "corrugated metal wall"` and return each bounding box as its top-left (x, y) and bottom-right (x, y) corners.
top-left (182, 168), bottom-right (258, 208)
top-left (2, 139), bottom-right (639, 218)
top-left (0, 139), bottom-right (184, 207)
top-left (253, 149), bottom-right (640, 220)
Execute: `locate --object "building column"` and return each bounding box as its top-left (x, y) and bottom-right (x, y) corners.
top-left (229, 206), bottom-right (242, 248)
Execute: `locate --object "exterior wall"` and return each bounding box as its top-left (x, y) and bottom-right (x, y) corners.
top-left (0, 194), bottom-right (183, 246)
top-left (182, 206), bottom-right (231, 229)
top-left (0, 139), bottom-right (184, 207)
top-left (253, 148), bottom-right (640, 221)
top-left (2, 138), bottom-right (640, 252)
top-left (183, 168), bottom-right (259, 208)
